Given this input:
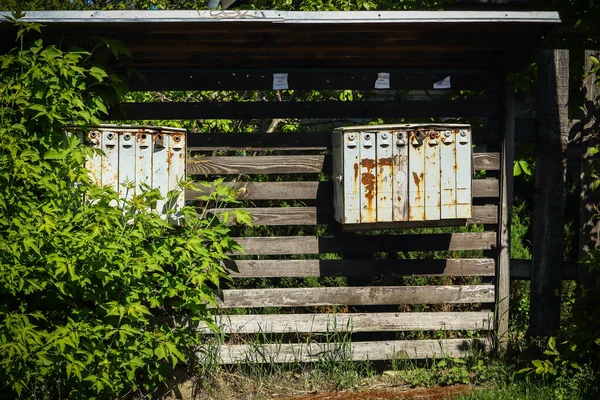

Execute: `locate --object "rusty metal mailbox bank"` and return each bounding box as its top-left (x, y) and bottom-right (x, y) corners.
top-left (84, 125), bottom-right (186, 221)
top-left (332, 124), bottom-right (472, 225)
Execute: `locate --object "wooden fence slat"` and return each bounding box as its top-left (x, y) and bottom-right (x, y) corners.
top-left (112, 100), bottom-right (498, 120)
top-left (187, 155), bottom-right (326, 175)
top-left (186, 120), bottom-right (536, 150)
top-left (186, 178), bottom-right (498, 201)
top-left (529, 50), bottom-right (569, 336)
top-left (224, 258), bottom-right (495, 278)
top-left (195, 312), bottom-right (494, 334)
top-left (215, 285), bottom-right (495, 308)
top-left (510, 259), bottom-right (579, 281)
top-left (188, 153), bottom-right (499, 175)
top-left (233, 232), bottom-right (496, 255)
top-left (208, 338), bottom-right (493, 364)
top-left (211, 204), bottom-right (498, 226)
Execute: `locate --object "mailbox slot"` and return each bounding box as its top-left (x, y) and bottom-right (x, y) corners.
top-left (333, 124), bottom-right (472, 226)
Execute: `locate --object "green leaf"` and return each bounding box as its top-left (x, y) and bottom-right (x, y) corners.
top-left (89, 66), bottom-right (108, 82)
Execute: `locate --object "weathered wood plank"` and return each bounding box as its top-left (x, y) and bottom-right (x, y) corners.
top-left (473, 152), bottom-right (500, 171)
top-left (530, 50), bottom-right (569, 336)
top-left (186, 178), bottom-right (498, 201)
top-left (208, 338), bottom-right (493, 364)
top-left (578, 50), bottom-right (600, 287)
top-left (111, 100), bottom-right (498, 120)
top-left (497, 81), bottom-right (515, 349)
top-left (187, 155), bottom-right (326, 175)
top-left (233, 232), bottom-right (496, 255)
top-left (196, 312), bottom-right (495, 334)
top-left (215, 285), bottom-right (495, 308)
top-left (130, 69), bottom-right (501, 91)
top-left (185, 121), bottom-right (535, 150)
top-left (224, 258), bottom-right (495, 278)
top-left (511, 259), bottom-right (579, 281)
top-left (211, 205), bottom-right (498, 226)
top-left (188, 153), bottom-right (498, 175)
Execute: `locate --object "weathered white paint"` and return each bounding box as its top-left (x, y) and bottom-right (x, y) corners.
top-left (345, 131), bottom-right (361, 223)
top-left (101, 130), bottom-right (119, 200)
top-left (86, 130), bottom-right (102, 187)
top-left (376, 130), bottom-right (393, 222)
top-left (152, 133), bottom-right (169, 215)
top-left (392, 130), bottom-right (409, 221)
top-left (408, 130), bottom-right (426, 220)
top-left (440, 130), bottom-right (457, 219)
top-left (360, 131), bottom-right (377, 222)
top-left (332, 124), bottom-right (472, 225)
top-left (118, 131), bottom-right (136, 201)
top-left (424, 130), bottom-right (441, 220)
top-left (168, 133), bottom-right (186, 224)
top-left (135, 130), bottom-right (153, 194)
top-left (456, 128), bottom-right (473, 218)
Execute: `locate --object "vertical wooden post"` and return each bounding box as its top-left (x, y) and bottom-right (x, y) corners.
top-left (497, 81), bottom-right (515, 349)
top-left (529, 49), bottom-right (569, 336)
top-left (579, 50), bottom-right (600, 284)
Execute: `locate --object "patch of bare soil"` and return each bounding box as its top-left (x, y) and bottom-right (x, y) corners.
top-left (283, 385), bottom-right (470, 400)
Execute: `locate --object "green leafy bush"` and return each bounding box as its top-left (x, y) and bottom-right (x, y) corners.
top-left (0, 19), bottom-right (246, 398)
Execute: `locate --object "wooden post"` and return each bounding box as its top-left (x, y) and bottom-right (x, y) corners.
top-left (529, 49), bottom-right (569, 336)
top-left (497, 81), bottom-right (515, 349)
top-left (579, 50), bottom-right (600, 285)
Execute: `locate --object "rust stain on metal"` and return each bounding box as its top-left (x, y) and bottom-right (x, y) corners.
top-left (354, 162), bottom-right (359, 182)
top-left (360, 158), bottom-right (376, 220)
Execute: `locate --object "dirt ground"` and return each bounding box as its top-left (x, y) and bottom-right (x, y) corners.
top-left (165, 373), bottom-right (474, 400)
top-left (282, 385), bottom-right (470, 400)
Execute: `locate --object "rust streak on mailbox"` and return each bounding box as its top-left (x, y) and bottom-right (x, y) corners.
top-left (361, 158), bottom-right (376, 220)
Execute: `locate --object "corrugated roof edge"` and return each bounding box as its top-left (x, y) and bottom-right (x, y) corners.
top-left (0, 10), bottom-right (561, 24)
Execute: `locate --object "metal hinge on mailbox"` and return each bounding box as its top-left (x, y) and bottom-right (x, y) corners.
top-left (332, 124), bottom-right (472, 227)
top-left (84, 125), bottom-right (187, 224)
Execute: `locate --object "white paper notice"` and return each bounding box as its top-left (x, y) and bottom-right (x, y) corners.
top-left (433, 76), bottom-right (451, 89)
top-left (273, 73), bottom-right (289, 90)
top-left (374, 72), bottom-right (390, 89)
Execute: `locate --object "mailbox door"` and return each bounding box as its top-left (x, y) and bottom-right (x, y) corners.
top-left (118, 131), bottom-right (136, 201)
top-left (153, 133), bottom-right (169, 215)
top-left (168, 133), bottom-right (186, 224)
top-left (136, 130), bottom-right (153, 195)
top-left (360, 131), bottom-right (377, 223)
top-left (408, 130), bottom-right (426, 221)
top-left (392, 131), bottom-right (409, 221)
top-left (86, 130), bottom-right (102, 187)
top-left (101, 130), bottom-right (119, 199)
top-left (440, 130), bottom-right (457, 219)
top-left (376, 131), bottom-right (393, 222)
top-left (455, 128), bottom-right (472, 218)
top-left (424, 129), bottom-right (441, 221)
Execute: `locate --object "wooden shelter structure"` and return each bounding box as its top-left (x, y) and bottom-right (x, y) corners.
top-left (0, 10), bottom-right (561, 362)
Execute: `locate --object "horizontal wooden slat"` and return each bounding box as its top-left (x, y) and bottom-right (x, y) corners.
top-left (185, 118), bottom-right (534, 150)
top-left (224, 259), bottom-right (495, 278)
top-left (215, 285), bottom-right (494, 308)
top-left (188, 153), bottom-right (499, 175)
top-left (196, 312), bottom-right (494, 334)
top-left (130, 69), bottom-right (501, 91)
top-left (111, 100), bottom-right (498, 120)
top-left (510, 259), bottom-right (579, 280)
top-left (188, 155), bottom-right (326, 175)
top-left (186, 178), bottom-right (498, 200)
top-left (473, 152), bottom-right (500, 170)
top-left (211, 204), bottom-right (497, 225)
top-left (210, 338), bottom-right (493, 364)
top-left (233, 232), bottom-right (496, 255)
